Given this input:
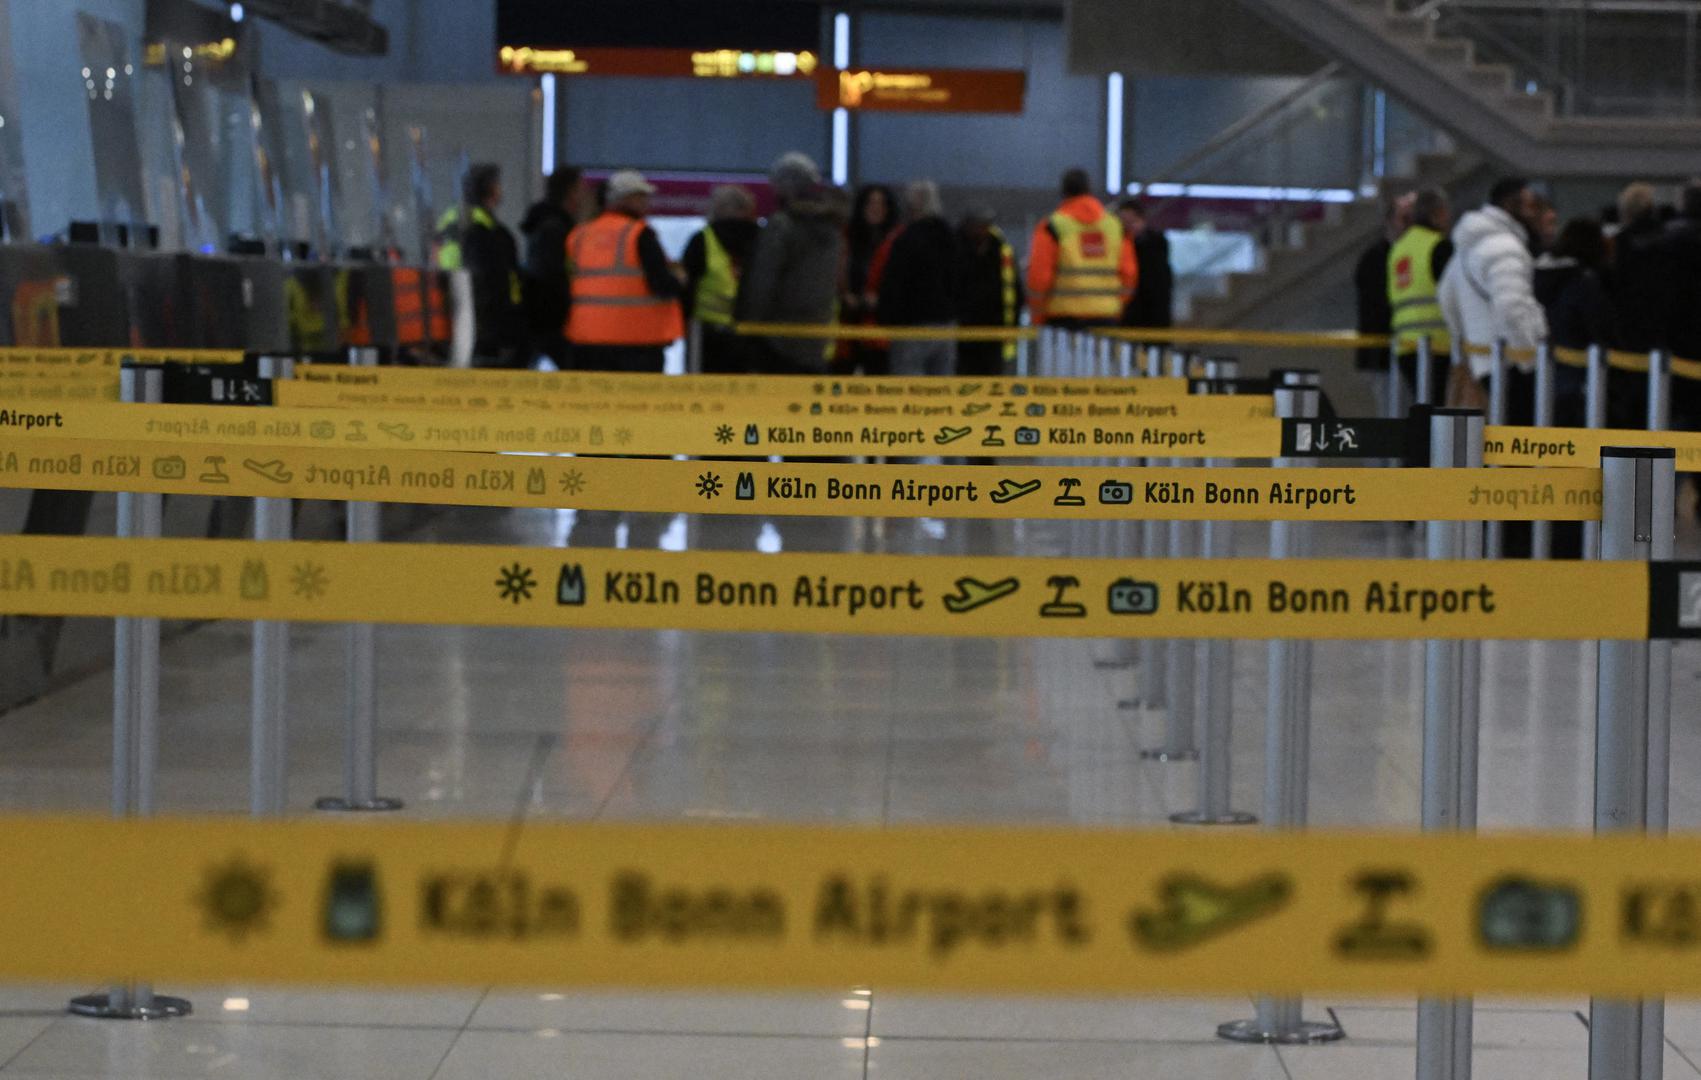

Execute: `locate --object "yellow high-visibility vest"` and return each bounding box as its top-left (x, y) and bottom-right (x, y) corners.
top-left (1388, 225), bottom-right (1451, 354)
top-left (694, 226), bottom-right (737, 327)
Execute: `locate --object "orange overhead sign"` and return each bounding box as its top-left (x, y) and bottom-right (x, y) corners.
top-left (819, 68), bottom-right (1027, 113)
top-left (497, 45), bottom-right (818, 79)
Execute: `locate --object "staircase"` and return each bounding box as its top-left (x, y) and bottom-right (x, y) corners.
top-left (1236, 0), bottom-right (1701, 178)
top-left (1188, 149), bottom-right (1491, 328)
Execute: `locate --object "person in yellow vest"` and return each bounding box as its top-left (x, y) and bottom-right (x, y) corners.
top-left (435, 163), bottom-right (524, 367)
top-left (1027, 167), bottom-right (1137, 329)
top-left (1388, 187), bottom-right (1454, 400)
top-left (954, 204), bottom-right (1023, 376)
top-left (682, 185), bottom-right (759, 373)
top-left (565, 170), bottom-right (684, 373)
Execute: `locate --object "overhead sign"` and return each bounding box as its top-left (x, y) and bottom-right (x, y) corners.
top-left (10, 816), bottom-right (1701, 996)
top-left (818, 68), bottom-right (1027, 113)
top-left (0, 440), bottom-right (1604, 523)
top-left (497, 45), bottom-right (818, 78)
top-left (0, 535), bottom-right (1660, 640)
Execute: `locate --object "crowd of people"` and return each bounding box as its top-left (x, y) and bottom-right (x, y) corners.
top-left (434, 154), bottom-right (1175, 376)
top-left (1360, 173), bottom-right (1701, 432)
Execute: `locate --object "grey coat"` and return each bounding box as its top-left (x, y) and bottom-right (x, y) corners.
top-left (738, 188), bottom-right (849, 373)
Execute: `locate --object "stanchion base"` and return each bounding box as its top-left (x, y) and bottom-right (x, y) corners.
top-left (314, 796), bottom-right (404, 812)
top-left (68, 994), bottom-right (192, 1020)
top-left (1169, 809), bottom-right (1258, 825)
top-left (1216, 1018), bottom-right (1344, 1045)
top-left (1139, 747), bottom-right (1197, 761)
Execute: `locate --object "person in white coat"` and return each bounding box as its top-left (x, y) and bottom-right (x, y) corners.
top-left (1438, 177), bottom-right (1549, 379)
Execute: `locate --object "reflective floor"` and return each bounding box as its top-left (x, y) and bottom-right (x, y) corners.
top-left (2, 497), bottom-right (1699, 1078)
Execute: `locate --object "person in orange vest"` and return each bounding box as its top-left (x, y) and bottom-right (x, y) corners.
top-left (1026, 168), bottom-right (1137, 329)
top-left (565, 169), bottom-right (683, 372)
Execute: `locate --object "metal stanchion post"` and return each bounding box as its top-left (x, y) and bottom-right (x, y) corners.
top-left (1132, 344), bottom-right (1169, 712)
top-left (1532, 343), bottom-right (1555, 559)
top-left (1385, 339), bottom-right (1402, 418)
top-left (1584, 345), bottom-right (1608, 560)
top-left (1173, 358), bottom-right (1253, 824)
top-left (1143, 348), bottom-right (1197, 760)
top-left (1416, 408), bottom-right (1485, 1080)
top-left (1589, 446), bottom-right (1675, 1080)
top-left (317, 348), bottom-right (402, 813)
top-left (70, 366), bottom-right (191, 1021)
top-left (1648, 349), bottom-right (1670, 432)
top-left (251, 355), bottom-right (295, 817)
top-left (1484, 341), bottom-right (1508, 559)
top-left (686, 318), bottom-right (703, 374)
top-left (1221, 379), bottom-right (1340, 1045)
top-left (1416, 336), bottom-right (1435, 407)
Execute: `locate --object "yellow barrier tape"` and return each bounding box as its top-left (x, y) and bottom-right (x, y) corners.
top-left (1098, 326), bottom-right (1386, 350)
top-left (0, 346), bottom-right (244, 371)
top-left (1483, 424), bottom-right (1701, 471)
top-left (735, 321), bottom-right (1034, 342)
top-left (0, 536), bottom-right (1647, 639)
top-left (1468, 342), bottom-right (1701, 381)
top-left (0, 438), bottom-right (1602, 522)
top-left (289, 363), bottom-right (1194, 399)
top-left (0, 403), bottom-right (1283, 459)
top-left (0, 377), bottom-right (119, 402)
top-left (276, 379), bottom-right (1271, 424)
top-left (11, 816), bottom-right (1701, 996)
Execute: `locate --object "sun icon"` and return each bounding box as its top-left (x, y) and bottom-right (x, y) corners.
top-left (714, 424), bottom-right (735, 444)
top-left (695, 472), bottom-right (724, 499)
top-left (496, 563), bottom-right (537, 604)
top-left (290, 561), bottom-right (329, 600)
top-left (196, 855), bottom-right (277, 943)
top-left (558, 469), bottom-right (586, 496)
top-left (614, 427), bottom-right (633, 446)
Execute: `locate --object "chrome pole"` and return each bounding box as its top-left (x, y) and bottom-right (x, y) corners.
top-left (1137, 343), bottom-right (1169, 714)
top-left (1174, 358), bottom-right (1252, 824)
top-left (317, 349), bottom-right (402, 813)
top-left (1589, 446), bottom-right (1675, 1080)
top-left (1416, 407), bottom-right (1485, 1080)
top-left (1219, 377), bottom-right (1341, 1045)
top-left (1531, 343), bottom-right (1555, 559)
top-left (1144, 349), bottom-right (1197, 760)
top-left (1584, 344), bottom-right (1608, 559)
top-left (1416, 335), bottom-right (1435, 407)
top-left (250, 354), bottom-right (295, 817)
top-left (69, 366), bottom-right (190, 1021)
top-left (1484, 341), bottom-right (1508, 558)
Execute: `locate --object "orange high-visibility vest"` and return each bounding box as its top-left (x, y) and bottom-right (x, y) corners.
top-left (566, 212), bottom-right (683, 346)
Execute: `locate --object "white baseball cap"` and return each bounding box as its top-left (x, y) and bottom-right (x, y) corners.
top-left (606, 170), bottom-right (657, 202)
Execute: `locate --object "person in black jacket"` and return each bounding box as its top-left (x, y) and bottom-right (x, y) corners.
top-left (1535, 217), bottom-right (1613, 427)
top-left (844, 183), bottom-right (898, 375)
top-left (1116, 197), bottom-right (1173, 329)
top-left (519, 167), bottom-right (585, 370)
top-left (953, 205), bottom-right (1023, 377)
top-left (1610, 182), bottom-right (1666, 427)
top-left (459, 163), bottom-right (524, 368)
top-left (876, 180), bottom-right (957, 376)
top-left (1663, 180), bottom-right (1701, 433)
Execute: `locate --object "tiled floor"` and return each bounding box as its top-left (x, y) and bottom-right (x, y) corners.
top-left (2, 500), bottom-right (1699, 1077)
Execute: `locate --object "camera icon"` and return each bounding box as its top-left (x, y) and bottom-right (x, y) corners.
top-left (1014, 426), bottom-right (1040, 445)
top-left (1108, 578), bottom-right (1159, 615)
top-left (1098, 480), bottom-right (1132, 505)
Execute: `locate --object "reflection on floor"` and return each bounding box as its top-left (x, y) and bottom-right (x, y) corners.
top-left (0, 502), bottom-right (1698, 1078)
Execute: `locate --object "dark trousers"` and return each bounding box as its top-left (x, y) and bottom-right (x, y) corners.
top-left (572, 344), bottom-right (666, 373)
top-left (700, 328), bottom-right (748, 375)
top-left (956, 341), bottom-right (1008, 378)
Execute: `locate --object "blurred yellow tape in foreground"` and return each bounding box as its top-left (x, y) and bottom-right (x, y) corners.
top-left (8, 817), bottom-right (1701, 997)
top-left (0, 536), bottom-right (1650, 639)
top-left (0, 439), bottom-right (1603, 522)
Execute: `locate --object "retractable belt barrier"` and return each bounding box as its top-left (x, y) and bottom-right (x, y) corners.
top-left (0, 401), bottom-right (1278, 458)
top-left (269, 380), bottom-right (1267, 424)
top-left (0, 535), bottom-right (1690, 640)
top-left (9, 401), bottom-right (1701, 467)
top-left (6, 816), bottom-right (1701, 997)
top-left (0, 440), bottom-right (1603, 521)
top-left (0, 347), bottom-right (246, 372)
top-left (733, 321), bottom-right (1391, 353)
